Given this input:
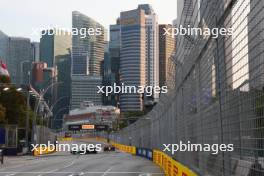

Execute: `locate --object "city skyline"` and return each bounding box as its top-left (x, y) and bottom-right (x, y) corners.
top-left (0, 0), bottom-right (177, 41)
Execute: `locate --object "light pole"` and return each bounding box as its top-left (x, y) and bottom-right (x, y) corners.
top-left (31, 81), bottom-right (63, 145)
top-left (25, 71), bottom-right (31, 149)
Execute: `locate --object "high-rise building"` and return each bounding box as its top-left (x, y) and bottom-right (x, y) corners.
top-left (71, 11), bottom-right (106, 109)
top-left (8, 37), bottom-right (32, 86)
top-left (31, 42), bottom-right (40, 62)
top-left (248, 0), bottom-right (264, 90)
top-left (40, 29), bottom-right (71, 67)
top-left (119, 7), bottom-right (146, 112)
top-left (72, 11), bottom-right (106, 75)
top-left (40, 29), bottom-right (72, 107)
top-left (159, 24), bottom-right (175, 87)
top-left (71, 75), bottom-right (102, 109)
top-left (55, 54), bottom-right (71, 128)
top-left (138, 4), bottom-right (159, 102)
top-left (0, 32), bottom-right (32, 86)
top-left (108, 21), bottom-right (121, 106)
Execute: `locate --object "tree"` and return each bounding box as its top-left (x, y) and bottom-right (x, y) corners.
top-left (0, 86), bottom-right (26, 125)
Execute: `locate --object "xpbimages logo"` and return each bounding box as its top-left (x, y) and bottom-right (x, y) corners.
top-left (31, 141), bottom-right (102, 154)
top-left (163, 25), bottom-right (233, 38)
top-left (97, 83), bottom-right (168, 96)
top-left (31, 25), bottom-right (103, 38)
top-left (163, 141), bottom-right (234, 155)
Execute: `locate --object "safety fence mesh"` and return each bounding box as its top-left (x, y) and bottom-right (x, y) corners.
top-left (109, 0), bottom-right (264, 175)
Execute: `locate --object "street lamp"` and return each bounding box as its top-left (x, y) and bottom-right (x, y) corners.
top-left (3, 87), bottom-right (9, 91)
top-left (31, 81), bottom-right (63, 145)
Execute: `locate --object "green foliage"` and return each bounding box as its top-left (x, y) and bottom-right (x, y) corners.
top-left (124, 111), bottom-right (145, 118)
top-left (0, 87), bottom-right (27, 125)
top-left (118, 121), bottom-right (128, 129)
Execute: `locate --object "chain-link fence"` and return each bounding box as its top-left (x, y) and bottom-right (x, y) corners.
top-left (108, 0), bottom-right (264, 175)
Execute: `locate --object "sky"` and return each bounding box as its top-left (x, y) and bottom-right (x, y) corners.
top-left (0, 0), bottom-right (177, 42)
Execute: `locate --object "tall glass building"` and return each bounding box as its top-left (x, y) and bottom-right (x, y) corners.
top-left (39, 29), bottom-right (71, 127)
top-left (8, 37), bottom-right (32, 86)
top-left (138, 4), bottom-right (159, 102)
top-left (72, 11), bottom-right (106, 75)
top-left (40, 29), bottom-right (71, 67)
top-left (71, 11), bottom-right (106, 109)
top-left (120, 8), bottom-right (146, 112)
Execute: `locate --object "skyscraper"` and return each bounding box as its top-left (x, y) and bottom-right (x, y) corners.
top-left (31, 42), bottom-right (40, 62)
top-left (39, 29), bottom-right (71, 127)
top-left (159, 24), bottom-right (175, 87)
top-left (119, 7), bottom-right (146, 112)
top-left (71, 11), bottom-right (106, 109)
top-left (8, 37), bottom-right (32, 86)
top-left (71, 75), bottom-right (102, 109)
top-left (138, 4), bottom-right (159, 102)
top-left (40, 29), bottom-right (71, 67)
top-left (108, 20), bottom-right (121, 106)
top-left (72, 11), bottom-right (106, 75)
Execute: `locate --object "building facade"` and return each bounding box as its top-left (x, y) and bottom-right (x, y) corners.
top-left (108, 22), bottom-right (121, 106)
top-left (31, 42), bottom-right (40, 62)
top-left (72, 11), bottom-right (106, 75)
top-left (159, 24), bottom-right (175, 87)
top-left (40, 29), bottom-right (71, 68)
top-left (71, 75), bottom-right (102, 109)
top-left (138, 4), bottom-right (159, 102)
top-left (71, 11), bottom-right (107, 109)
top-left (8, 37), bottom-right (32, 86)
top-left (119, 8), bottom-right (146, 112)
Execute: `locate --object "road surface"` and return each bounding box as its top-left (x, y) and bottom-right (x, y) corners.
top-left (0, 140), bottom-right (163, 176)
